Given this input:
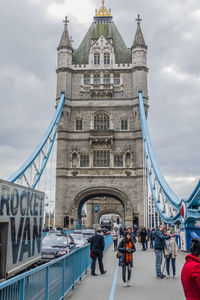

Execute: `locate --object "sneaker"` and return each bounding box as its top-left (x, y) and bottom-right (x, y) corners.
top-left (166, 274), bottom-right (170, 278)
top-left (127, 281), bottom-right (131, 286)
top-left (173, 275), bottom-right (176, 278)
top-left (123, 282), bottom-right (127, 287)
top-left (157, 275), bottom-right (164, 279)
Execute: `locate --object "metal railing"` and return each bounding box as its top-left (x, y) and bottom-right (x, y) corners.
top-left (0, 235), bottom-right (112, 300)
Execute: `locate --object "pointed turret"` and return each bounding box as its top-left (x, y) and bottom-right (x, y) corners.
top-left (132, 14), bottom-right (148, 99)
top-left (57, 16), bottom-right (73, 51)
top-left (56, 16), bottom-right (73, 99)
top-left (132, 15), bottom-right (147, 50)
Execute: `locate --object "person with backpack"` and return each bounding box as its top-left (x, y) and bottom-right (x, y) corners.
top-left (181, 238), bottom-right (200, 299)
top-left (118, 232), bottom-right (136, 287)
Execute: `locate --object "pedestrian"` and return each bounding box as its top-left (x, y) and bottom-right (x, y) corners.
top-left (90, 228), bottom-right (107, 276)
top-left (164, 231), bottom-right (178, 278)
top-left (154, 224), bottom-right (173, 279)
top-left (181, 238), bottom-right (200, 299)
top-left (140, 228), bottom-right (147, 251)
top-left (119, 226), bottom-right (123, 238)
top-left (127, 227), bottom-right (137, 243)
top-left (118, 232), bottom-right (136, 287)
top-left (112, 227), bottom-right (119, 251)
top-left (150, 228), bottom-right (156, 249)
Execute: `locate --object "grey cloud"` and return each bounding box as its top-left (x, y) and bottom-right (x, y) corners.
top-left (0, 0), bottom-right (200, 199)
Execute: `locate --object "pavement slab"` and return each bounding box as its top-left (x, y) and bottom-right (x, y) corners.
top-left (65, 242), bottom-right (186, 300)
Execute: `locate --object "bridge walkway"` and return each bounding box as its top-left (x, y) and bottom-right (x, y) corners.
top-left (65, 242), bottom-right (185, 300)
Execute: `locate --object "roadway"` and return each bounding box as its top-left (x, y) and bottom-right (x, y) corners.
top-left (65, 241), bottom-right (186, 300)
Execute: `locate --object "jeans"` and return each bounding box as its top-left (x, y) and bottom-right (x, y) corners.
top-left (155, 250), bottom-right (163, 276)
top-left (91, 249), bottom-right (104, 274)
top-left (113, 239), bottom-right (118, 251)
top-left (166, 254), bottom-right (176, 276)
top-left (122, 262), bottom-right (132, 283)
top-left (142, 242), bottom-right (146, 250)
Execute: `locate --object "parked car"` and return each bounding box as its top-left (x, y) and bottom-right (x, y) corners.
top-left (82, 228), bottom-right (95, 243)
top-left (73, 229), bottom-right (82, 234)
top-left (41, 232), bottom-right (76, 260)
top-left (72, 234), bottom-right (88, 248)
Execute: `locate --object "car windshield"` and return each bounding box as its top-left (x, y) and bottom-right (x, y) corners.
top-left (43, 234), bottom-right (68, 246)
top-left (72, 234), bottom-right (84, 241)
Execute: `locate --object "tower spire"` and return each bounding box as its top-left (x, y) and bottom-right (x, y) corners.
top-left (57, 16), bottom-right (73, 51)
top-left (132, 14), bottom-right (147, 50)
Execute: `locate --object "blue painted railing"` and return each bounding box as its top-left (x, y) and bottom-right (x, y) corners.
top-left (0, 235), bottom-right (112, 300)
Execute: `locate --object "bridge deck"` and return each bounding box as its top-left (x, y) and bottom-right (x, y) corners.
top-left (65, 242), bottom-right (185, 300)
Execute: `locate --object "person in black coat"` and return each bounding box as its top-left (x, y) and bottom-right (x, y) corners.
top-left (90, 228), bottom-right (107, 276)
top-left (140, 228), bottom-right (147, 251)
top-left (118, 232), bottom-right (136, 287)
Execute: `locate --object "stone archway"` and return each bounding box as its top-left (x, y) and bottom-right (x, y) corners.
top-left (87, 198), bottom-right (124, 227)
top-left (73, 187), bottom-right (132, 228)
top-left (97, 210), bottom-right (124, 224)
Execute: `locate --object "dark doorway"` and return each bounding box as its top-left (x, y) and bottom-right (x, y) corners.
top-left (133, 217), bottom-right (139, 227)
top-left (0, 223), bottom-right (8, 279)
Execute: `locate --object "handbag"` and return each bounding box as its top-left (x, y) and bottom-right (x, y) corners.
top-left (116, 251), bottom-right (122, 259)
top-left (138, 236), bottom-right (141, 243)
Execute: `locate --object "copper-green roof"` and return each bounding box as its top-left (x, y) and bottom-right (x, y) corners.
top-left (73, 20), bottom-right (132, 64)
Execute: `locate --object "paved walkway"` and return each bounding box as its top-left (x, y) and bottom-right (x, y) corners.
top-left (66, 242), bottom-right (186, 300)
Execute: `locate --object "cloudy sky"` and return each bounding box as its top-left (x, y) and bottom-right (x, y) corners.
top-left (0, 0), bottom-right (200, 200)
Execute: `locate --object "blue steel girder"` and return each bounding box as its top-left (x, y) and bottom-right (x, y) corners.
top-left (138, 91), bottom-right (200, 225)
top-left (143, 137), bottom-right (181, 224)
top-left (8, 92), bottom-right (65, 189)
top-left (186, 180), bottom-right (200, 208)
top-left (138, 92), bottom-right (181, 208)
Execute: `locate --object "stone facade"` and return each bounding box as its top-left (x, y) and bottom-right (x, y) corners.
top-left (55, 7), bottom-right (149, 228)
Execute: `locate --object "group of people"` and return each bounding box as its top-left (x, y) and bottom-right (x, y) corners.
top-left (90, 224), bottom-right (200, 298)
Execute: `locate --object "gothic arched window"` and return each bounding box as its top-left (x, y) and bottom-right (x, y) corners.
top-left (84, 74), bottom-right (90, 85)
top-left (94, 112), bottom-right (110, 131)
top-left (104, 74), bottom-right (110, 85)
top-left (104, 53), bottom-right (110, 65)
top-left (94, 53), bottom-right (100, 65)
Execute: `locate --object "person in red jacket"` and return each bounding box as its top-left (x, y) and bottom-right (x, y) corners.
top-left (181, 238), bottom-right (200, 300)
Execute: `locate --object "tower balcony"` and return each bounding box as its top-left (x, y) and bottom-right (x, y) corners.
top-left (89, 129), bottom-right (114, 146)
top-left (90, 83), bottom-right (113, 98)
top-left (81, 83), bottom-right (114, 98)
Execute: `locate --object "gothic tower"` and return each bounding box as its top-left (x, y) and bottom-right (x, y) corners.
top-left (55, 1), bottom-right (149, 228)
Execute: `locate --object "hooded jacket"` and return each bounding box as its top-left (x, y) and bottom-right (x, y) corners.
top-left (181, 254), bottom-right (200, 300)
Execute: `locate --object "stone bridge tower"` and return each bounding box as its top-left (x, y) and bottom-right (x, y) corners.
top-left (55, 1), bottom-right (149, 228)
